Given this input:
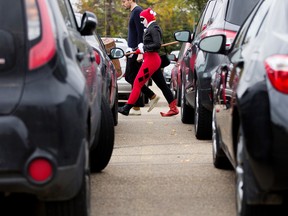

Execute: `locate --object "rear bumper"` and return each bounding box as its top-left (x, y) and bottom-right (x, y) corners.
top-left (0, 116), bottom-right (86, 201)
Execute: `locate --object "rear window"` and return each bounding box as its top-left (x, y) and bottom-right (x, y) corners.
top-left (226, 0), bottom-right (259, 25)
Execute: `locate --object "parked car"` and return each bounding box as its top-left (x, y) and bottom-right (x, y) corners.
top-left (174, 0), bottom-right (259, 139)
top-left (0, 0), bottom-right (121, 214)
top-left (163, 60), bottom-right (176, 86)
top-left (75, 12), bottom-right (119, 126)
top-left (170, 42), bottom-right (191, 106)
top-left (170, 50), bottom-right (180, 61)
top-left (198, 0), bottom-right (288, 214)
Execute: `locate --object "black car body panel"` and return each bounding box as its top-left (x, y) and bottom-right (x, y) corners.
top-left (174, 0), bottom-right (259, 140)
top-left (199, 0), bottom-right (288, 212)
top-left (0, 0), bottom-right (105, 207)
top-left (75, 12), bottom-right (119, 126)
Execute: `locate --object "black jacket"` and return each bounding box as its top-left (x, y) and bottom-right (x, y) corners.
top-left (143, 22), bottom-right (162, 52)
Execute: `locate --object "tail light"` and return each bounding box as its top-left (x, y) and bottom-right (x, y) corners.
top-left (93, 50), bottom-right (101, 65)
top-left (201, 29), bottom-right (237, 49)
top-left (28, 158), bottom-right (53, 183)
top-left (25, 0), bottom-right (56, 70)
top-left (265, 55), bottom-right (288, 94)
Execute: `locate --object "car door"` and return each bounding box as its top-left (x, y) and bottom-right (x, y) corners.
top-left (216, 0), bottom-right (270, 158)
top-left (184, 0), bottom-right (217, 106)
top-left (57, 0), bottom-right (101, 134)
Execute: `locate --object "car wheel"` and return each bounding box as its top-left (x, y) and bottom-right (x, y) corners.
top-left (194, 81), bottom-right (212, 140)
top-left (176, 82), bottom-right (181, 107)
top-left (212, 107), bottom-right (232, 169)
top-left (170, 81), bottom-right (176, 100)
top-left (43, 168), bottom-right (90, 216)
top-left (236, 127), bottom-right (268, 216)
top-left (112, 91), bottom-right (118, 126)
top-left (180, 80), bottom-right (194, 124)
top-left (90, 97), bottom-right (115, 172)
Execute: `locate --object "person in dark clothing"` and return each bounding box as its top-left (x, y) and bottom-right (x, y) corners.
top-left (121, 0), bottom-right (160, 115)
top-left (118, 8), bottom-right (179, 117)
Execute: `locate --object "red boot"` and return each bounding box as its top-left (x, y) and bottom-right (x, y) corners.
top-left (160, 99), bottom-right (179, 117)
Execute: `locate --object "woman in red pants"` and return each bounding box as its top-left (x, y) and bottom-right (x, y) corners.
top-left (118, 8), bottom-right (179, 117)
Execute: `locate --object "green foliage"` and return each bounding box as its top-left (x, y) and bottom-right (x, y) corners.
top-left (76, 0), bottom-right (206, 53)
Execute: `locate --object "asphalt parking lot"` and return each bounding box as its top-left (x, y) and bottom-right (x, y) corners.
top-left (90, 83), bottom-right (236, 216)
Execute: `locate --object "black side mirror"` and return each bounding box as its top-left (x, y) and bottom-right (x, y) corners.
top-left (168, 54), bottom-right (177, 62)
top-left (80, 11), bottom-right (97, 36)
top-left (109, 48), bottom-right (124, 59)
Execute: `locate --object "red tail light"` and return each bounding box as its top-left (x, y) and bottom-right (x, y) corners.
top-left (93, 50), bottom-right (101, 65)
top-left (201, 29), bottom-right (237, 49)
top-left (26, 0), bottom-right (56, 70)
top-left (28, 158), bottom-right (53, 182)
top-left (265, 55), bottom-right (288, 94)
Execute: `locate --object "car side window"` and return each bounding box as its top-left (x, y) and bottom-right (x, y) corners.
top-left (195, 0), bottom-right (216, 35)
top-left (242, 0), bottom-right (271, 45)
top-left (57, 0), bottom-right (77, 29)
top-left (211, 0), bottom-right (222, 21)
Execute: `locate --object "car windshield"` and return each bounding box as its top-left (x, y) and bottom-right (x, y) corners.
top-left (226, 0), bottom-right (259, 25)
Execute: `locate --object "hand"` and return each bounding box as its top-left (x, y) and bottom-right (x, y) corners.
top-left (136, 54), bottom-right (143, 62)
top-left (126, 47), bottom-right (133, 58)
top-left (137, 43), bottom-right (144, 53)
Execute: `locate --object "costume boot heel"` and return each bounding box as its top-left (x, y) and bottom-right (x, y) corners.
top-left (160, 99), bottom-right (179, 117)
top-left (118, 104), bottom-right (133, 116)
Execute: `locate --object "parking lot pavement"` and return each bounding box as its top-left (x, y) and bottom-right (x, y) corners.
top-left (91, 83), bottom-right (236, 216)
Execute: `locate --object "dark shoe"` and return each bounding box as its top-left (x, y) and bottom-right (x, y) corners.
top-left (118, 104), bottom-right (133, 116)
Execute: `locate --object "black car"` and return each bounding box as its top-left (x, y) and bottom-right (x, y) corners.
top-left (174, 0), bottom-right (259, 140)
top-left (0, 0), bottom-right (122, 215)
top-left (198, 0), bottom-right (288, 215)
top-left (75, 12), bottom-right (119, 126)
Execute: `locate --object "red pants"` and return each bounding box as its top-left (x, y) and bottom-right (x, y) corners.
top-left (127, 52), bottom-right (161, 105)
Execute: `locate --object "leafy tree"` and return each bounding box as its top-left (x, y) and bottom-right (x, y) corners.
top-left (76, 0), bottom-right (206, 53)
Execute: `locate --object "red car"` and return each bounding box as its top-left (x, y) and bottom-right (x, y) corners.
top-left (170, 42), bottom-right (190, 107)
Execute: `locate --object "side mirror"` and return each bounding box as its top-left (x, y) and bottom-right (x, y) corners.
top-left (198, 34), bottom-right (227, 54)
top-left (174, 30), bottom-right (192, 43)
top-left (109, 48), bottom-right (124, 59)
top-left (79, 11), bottom-right (97, 36)
top-left (168, 54), bottom-right (177, 62)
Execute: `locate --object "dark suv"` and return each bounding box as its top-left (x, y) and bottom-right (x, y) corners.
top-left (75, 12), bottom-right (119, 126)
top-left (174, 0), bottom-right (259, 139)
top-left (0, 0), bottom-right (122, 215)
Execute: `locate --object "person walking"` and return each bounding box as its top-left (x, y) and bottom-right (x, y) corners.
top-left (121, 0), bottom-right (160, 115)
top-left (118, 8), bottom-right (179, 117)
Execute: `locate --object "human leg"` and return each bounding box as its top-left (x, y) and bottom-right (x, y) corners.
top-left (152, 68), bottom-right (179, 117)
top-left (125, 55), bottom-right (156, 111)
top-left (119, 53), bottom-right (161, 116)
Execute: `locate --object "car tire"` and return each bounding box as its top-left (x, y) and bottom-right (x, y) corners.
top-left (236, 128), bottom-right (268, 216)
top-left (90, 97), bottom-right (115, 172)
top-left (176, 81), bottom-right (181, 107)
top-left (112, 91), bottom-right (118, 126)
top-left (194, 81), bottom-right (212, 140)
top-left (212, 107), bottom-right (232, 169)
top-left (180, 80), bottom-right (194, 124)
top-left (170, 81), bottom-right (176, 100)
top-left (43, 168), bottom-right (90, 216)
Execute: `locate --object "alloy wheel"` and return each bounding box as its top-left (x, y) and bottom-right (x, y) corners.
top-left (236, 131), bottom-right (244, 215)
